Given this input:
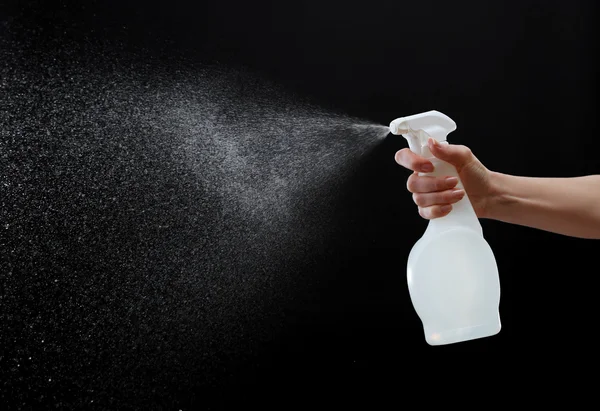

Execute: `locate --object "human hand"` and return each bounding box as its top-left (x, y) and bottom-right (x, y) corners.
top-left (394, 138), bottom-right (494, 219)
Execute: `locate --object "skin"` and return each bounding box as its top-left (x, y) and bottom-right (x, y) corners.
top-left (395, 137), bottom-right (600, 240)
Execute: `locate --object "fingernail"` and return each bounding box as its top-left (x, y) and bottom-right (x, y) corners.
top-left (421, 163), bottom-right (434, 172)
top-left (428, 137), bottom-right (438, 148)
top-left (445, 177), bottom-right (458, 186)
top-left (440, 204), bottom-right (452, 213)
top-left (452, 189), bottom-right (465, 198)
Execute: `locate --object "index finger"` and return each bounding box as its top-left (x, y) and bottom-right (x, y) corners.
top-left (394, 148), bottom-right (434, 173)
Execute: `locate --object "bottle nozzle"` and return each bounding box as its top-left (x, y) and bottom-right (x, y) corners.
top-left (389, 118), bottom-right (410, 135)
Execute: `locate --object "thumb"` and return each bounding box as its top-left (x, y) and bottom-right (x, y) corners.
top-left (428, 137), bottom-right (474, 169)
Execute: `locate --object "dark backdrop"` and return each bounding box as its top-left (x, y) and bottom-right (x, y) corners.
top-left (1, 0), bottom-right (598, 409)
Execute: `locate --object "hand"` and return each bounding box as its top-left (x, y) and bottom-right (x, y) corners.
top-left (395, 138), bottom-right (495, 219)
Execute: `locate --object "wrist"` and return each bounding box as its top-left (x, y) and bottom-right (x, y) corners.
top-left (482, 170), bottom-right (511, 220)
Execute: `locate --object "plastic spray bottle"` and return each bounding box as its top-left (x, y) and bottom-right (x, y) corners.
top-left (389, 110), bottom-right (501, 346)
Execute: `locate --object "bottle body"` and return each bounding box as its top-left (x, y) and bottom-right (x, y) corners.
top-left (407, 158), bottom-right (501, 345)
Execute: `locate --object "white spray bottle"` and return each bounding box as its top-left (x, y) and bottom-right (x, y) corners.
top-left (389, 110), bottom-right (501, 346)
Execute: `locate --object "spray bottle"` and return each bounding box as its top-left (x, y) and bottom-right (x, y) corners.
top-left (389, 110), bottom-right (501, 346)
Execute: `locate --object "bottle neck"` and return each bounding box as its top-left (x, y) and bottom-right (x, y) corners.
top-left (420, 158), bottom-right (482, 236)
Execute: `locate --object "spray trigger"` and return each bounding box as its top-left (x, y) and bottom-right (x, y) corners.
top-left (389, 110), bottom-right (457, 157)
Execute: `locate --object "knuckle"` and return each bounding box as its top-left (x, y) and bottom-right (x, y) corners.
top-left (457, 145), bottom-right (473, 159)
top-left (412, 193), bottom-right (424, 206)
top-left (418, 206), bottom-right (433, 220)
top-left (406, 174), bottom-right (417, 192)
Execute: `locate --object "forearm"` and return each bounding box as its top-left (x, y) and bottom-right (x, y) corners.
top-left (485, 172), bottom-right (600, 239)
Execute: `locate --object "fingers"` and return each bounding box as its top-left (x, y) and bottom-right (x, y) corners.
top-left (428, 138), bottom-right (474, 168)
top-left (406, 173), bottom-right (465, 220)
top-left (413, 188), bottom-right (465, 208)
top-left (396, 140), bottom-right (473, 221)
top-left (395, 148), bottom-right (434, 173)
top-left (406, 173), bottom-right (458, 194)
top-left (395, 140), bottom-right (476, 172)
top-left (418, 204), bottom-right (454, 220)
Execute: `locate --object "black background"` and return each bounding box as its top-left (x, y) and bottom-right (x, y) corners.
top-left (1, 0), bottom-right (599, 409)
